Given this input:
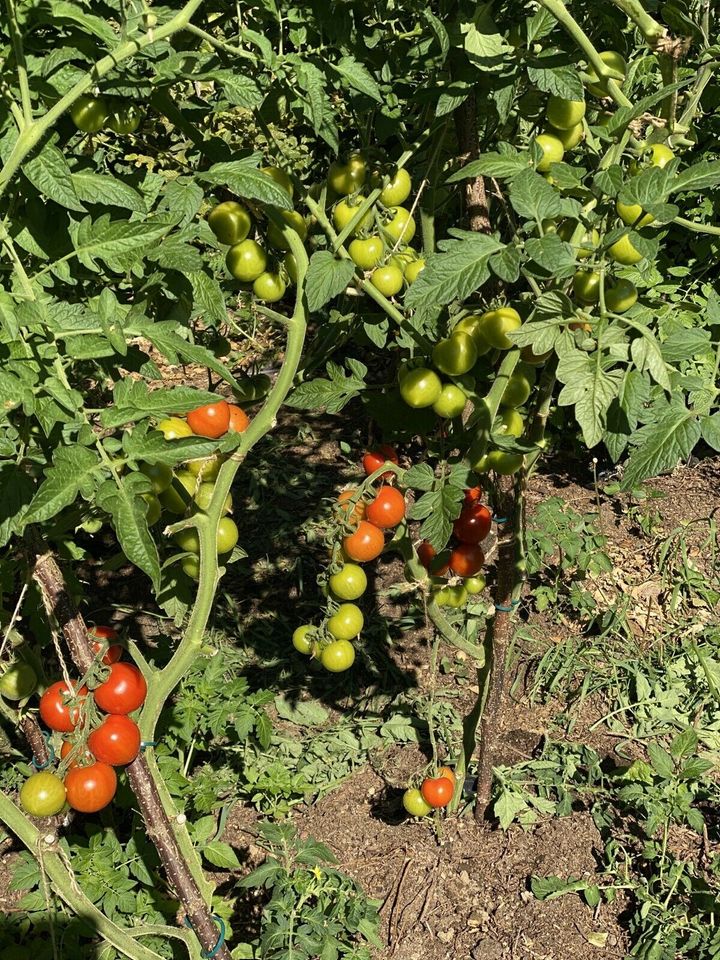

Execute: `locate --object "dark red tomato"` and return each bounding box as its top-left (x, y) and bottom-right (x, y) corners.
top-left (342, 521), bottom-right (384, 563)
top-left (60, 739), bottom-right (93, 769)
top-left (64, 762), bottom-right (117, 813)
top-left (449, 543), bottom-right (485, 577)
top-left (366, 486), bottom-right (405, 529)
top-left (39, 681), bottom-right (88, 733)
top-left (93, 663), bottom-right (147, 715)
top-left (88, 626), bottom-right (122, 665)
top-left (463, 486), bottom-right (483, 506)
top-left (87, 715), bottom-right (141, 766)
top-left (362, 444), bottom-right (399, 480)
top-left (227, 404), bottom-right (250, 433)
top-left (187, 401), bottom-right (230, 438)
top-left (417, 540), bottom-right (450, 576)
top-left (421, 775), bottom-right (454, 808)
top-left (453, 503), bottom-right (492, 545)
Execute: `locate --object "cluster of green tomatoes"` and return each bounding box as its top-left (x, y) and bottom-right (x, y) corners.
top-left (69, 94), bottom-right (143, 135)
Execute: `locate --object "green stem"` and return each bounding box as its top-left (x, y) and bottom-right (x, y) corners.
top-left (672, 216), bottom-right (720, 236)
top-left (183, 23), bottom-right (256, 60)
top-left (5, 0), bottom-right (33, 125)
top-left (608, 0), bottom-right (666, 45)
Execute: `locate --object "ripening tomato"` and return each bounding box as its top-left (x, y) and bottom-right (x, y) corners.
top-left (501, 370), bottom-right (533, 408)
top-left (473, 450), bottom-right (524, 475)
top-left (534, 134), bottom-right (564, 172)
top-left (227, 404), bottom-right (250, 433)
top-left (362, 445), bottom-right (399, 479)
top-left (333, 198), bottom-right (372, 234)
top-left (93, 663), bottom-right (147, 715)
top-left (187, 456), bottom-right (222, 481)
top-left (88, 626), bottom-right (122, 666)
top-left (40, 681), bottom-right (88, 733)
top-left (573, 270), bottom-right (601, 305)
top-left (437, 765), bottom-right (456, 787)
top-left (432, 332), bottom-right (478, 376)
top-left (370, 264), bottom-right (404, 297)
top-left (376, 167), bottom-right (412, 206)
top-left (187, 400), bottom-right (230, 438)
top-left (20, 772), bottom-right (66, 817)
top-left (608, 234), bottom-right (643, 265)
top-left (433, 384), bottom-right (467, 419)
top-left (403, 787), bottom-right (432, 817)
top-left (605, 278), bottom-right (638, 313)
top-left (617, 201), bottom-right (654, 228)
top-left (449, 543), bottom-right (485, 577)
top-left (292, 625), bottom-right (315, 655)
top-left (65, 762), bottom-right (117, 813)
top-left (417, 540), bottom-right (450, 576)
top-left (453, 504), bottom-right (491, 545)
top-left (208, 201), bottom-right (252, 246)
top-left (320, 639), bottom-right (355, 672)
top-left (464, 575), bottom-right (486, 595)
top-left (586, 50), bottom-right (627, 98)
top-left (548, 122), bottom-right (584, 149)
top-left (262, 166), bottom-right (294, 197)
top-left (349, 236), bottom-right (385, 270)
top-left (404, 259), bottom-right (425, 284)
top-left (140, 461), bottom-right (173, 494)
top-left (453, 315), bottom-right (492, 355)
top-left (336, 489), bottom-right (367, 525)
top-left (87, 715), bottom-right (141, 766)
top-left (60, 739), bottom-right (93, 769)
top-left (226, 239), bottom-right (268, 282)
top-left (480, 307), bottom-right (522, 350)
top-left (70, 95), bottom-right (109, 133)
top-left (383, 206), bottom-right (416, 244)
top-left (329, 564), bottom-right (368, 601)
top-left (421, 775), bottom-right (454, 808)
top-left (328, 154), bottom-right (366, 195)
top-left (0, 661), bottom-right (37, 700)
top-left (107, 105), bottom-right (142, 134)
top-left (499, 408), bottom-right (524, 437)
top-left (366, 486), bottom-right (405, 529)
top-left (327, 603), bottom-right (364, 641)
top-left (343, 521), bottom-right (384, 562)
top-left (545, 96), bottom-right (585, 130)
top-left (400, 368), bottom-right (442, 409)
top-left (157, 417), bottom-right (192, 440)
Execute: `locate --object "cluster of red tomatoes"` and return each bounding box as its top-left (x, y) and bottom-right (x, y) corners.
top-left (402, 766), bottom-right (456, 817)
top-left (19, 627), bottom-right (146, 818)
top-left (292, 445), bottom-right (406, 673)
top-left (141, 400), bottom-right (249, 579)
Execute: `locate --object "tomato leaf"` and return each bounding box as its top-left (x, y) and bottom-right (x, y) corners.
top-left (701, 413), bottom-right (720, 452)
top-left (23, 143), bottom-right (86, 213)
top-left (197, 158), bottom-right (293, 211)
top-left (447, 151), bottom-right (526, 182)
top-left (71, 170), bottom-right (146, 212)
top-left (621, 405), bottom-right (702, 489)
top-left (203, 841), bottom-right (241, 870)
top-left (556, 347), bottom-right (623, 448)
top-left (305, 252), bottom-right (355, 311)
top-left (509, 168), bottom-right (563, 223)
top-left (526, 54), bottom-right (584, 99)
top-left (286, 360), bottom-right (366, 414)
top-left (329, 56), bottom-right (382, 102)
top-left (22, 446), bottom-right (98, 527)
top-left (96, 474), bottom-right (161, 589)
top-left (404, 232), bottom-right (504, 308)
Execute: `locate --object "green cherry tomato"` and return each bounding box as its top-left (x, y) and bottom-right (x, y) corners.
top-left (608, 234), bottom-right (643, 265)
top-left (327, 603), bottom-right (364, 641)
top-left (321, 639), bottom-right (355, 672)
top-left (586, 51), bottom-right (627, 98)
top-left (432, 332), bottom-right (478, 376)
top-left (464, 574), bottom-right (486, 595)
top-left (143, 494), bottom-right (161, 526)
top-left (194, 482), bottom-right (232, 514)
top-left (182, 555), bottom-right (200, 580)
top-left (548, 122), bottom-right (584, 150)
top-left (474, 450), bottom-right (524, 475)
top-left (399, 368), bottom-right (443, 409)
top-left (501, 370), bottom-right (533, 408)
top-left (328, 154), bottom-right (367, 195)
top-left (534, 134), bottom-right (564, 172)
top-left (160, 471), bottom-right (196, 514)
top-left (378, 168), bottom-right (412, 206)
top-left (292, 625), bottom-right (315, 655)
top-left (573, 270), bottom-right (602, 305)
top-left (208, 201), bottom-right (252, 246)
top-left (617, 201), bottom-right (654, 228)
top-left (433, 584), bottom-right (468, 608)
top-left (546, 96), bottom-right (586, 130)
top-left (187, 456), bottom-right (223, 481)
top-left (216, 517), bottom-right (239, 553)
top-left (333, 198), bottom-right (373, 235)
top-left (140, 462), bottom-right (173, 494)
top-left (557, 221), bottom-right (600, 258)
top-left (70, 95), bottom-right (108, 133)
top-left (454, 316), bottom-right (492, 356)
top-left (253, 271), bottom-right (286, 302)
top-left (498, 408), bottom-right (524, 437)
top-left (0, 662), bottom-right (37, 700)
top-left (174, 527), bottom-right (200, 554)
top-left (481, 307), bottom-right (522, 350)
top-left (284, 252), bottom-right (298, 283)
top-left (267, 209), bottom-right (308, 251)
top-left (20, 772), bottom-right (66, 817)
top-left (433, 383), bottom-right (467, 419)
top-left (106, 105), bottom-right (142, 134)
top-left (605, 278), bottom-right (638, 313)
top-left (383, 206), bottom-right (416, 244)
top-left (630, 143), bottom-right (674, 175)
top-left (329, 564), bottom-right (368, 601)
top-left (370, 264), bottom-right (404, 297)
top-left (402, 787), bottom-right (432, 817)
top-left (157, 417), bottom-right (192, 440)
top-left (404, 259), bottom-right (425, 283)
top-left (262, 166), bottom-right (293, 198)
top-left (226, 239), bottom-right (268, 282)
top-left (349, 236), bottom-right (385, 270)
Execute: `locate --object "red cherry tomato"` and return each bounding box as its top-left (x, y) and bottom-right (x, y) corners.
top-left (227, 404), bottom-right (250, 433)
top-left (60, 739), bottom-right (94, 769)
top-left (438, 765), bottom-right (456, 787)
top-left (88, 626), bottom-right (122, 665)
top-left (421, 775), bottom-right (454, 808)
top-left (87, 715), bottom-right (141, 766)
top-left (362, 444), bottom-right (399, 480)
top-left (64, 762), bottom-right (117, 813)
top-left (93, 663), bottom-right (147, 715)
top-left (187, 401), bottom-right (230, 438)
top-left (366, 486), bottom-right (405, 529)
top-left (449, 543), bottom-right (485, 577)
top-left (453, 503), bottom-right (492, 544)
top-left (342, 521), bottom-right (385, 562)
top-left (417, 540), bottom-right (450, 576)
top-left (463, 486), bottom-right (483, 505)
top-left (39, 681), bottom-right (88, 733)
top-left (336, 488), bottom-right (367, 525)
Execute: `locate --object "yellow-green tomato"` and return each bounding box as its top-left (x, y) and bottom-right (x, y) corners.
top-left (333, 198), bottom-right (372, 234)
top-left (160, 471), bottom-right (196, 514)
top-left (20, 772), bottom-right (66, 817)
top-left (498, 408), bottom-right (524, 437)
top-left (140, 462), bottom-right (173, 494)
top-left (182, 555), bottom-right (200, 580)
top-left (605, 278), bottom-right (638, 313)
top-left (378, 168), bottom-right (412, 206)
top-left (548, 122), bottom-right (584, 150)
top-left (157, 417), bottom-right (192, 440)
top-left (208, 201), bottom-right (252, 246)
top-left (586, 51), bottom-right (627, 98)
top-left (501, 370), bottom-right (532, 408)
top-left (329, 564), bottom-right (368, 601)
top-left (464, 575), bottom-right (486, 595)
top-left (557, 221), bottom-right (600, 258)
top-left (321, 639), bottom-right (356, 672)
top-left (194, 483), bottom-right (232, 514)
top-left (384, 206), bottom-right (416, 244)
top-left (573, 270), bottom-right (602, 305)
top-left (70, 95), bottom-right (108, 133)
top-left (608, 234), bottom-right (643, 265)
top-left (480, 307), bottom-right (522, 350)
top-left (328, 154), bottom-right (366, 195)
top-left (292, 625), bottom-right (315, 655)
top-left (226, 239), bottom-right (268, 282)
top-left (107, 105), bottom-right (142, 134)
top-left (534, 134), bottom-right (564, 172)
top-left (370, 264), bottom-right (404, 297)
top-left (616, 201), bottom-right (654, 228)
top-left (454, 315), bottom-right (492, 356)
top-left (0, 662), bottom-right (37, 700)
top-left (630, 142), bottom-right (674, 175)
top-left (433, 384), bottom-right (467, 419)
top-left (404, 259), bottom-right (425, 283)
top-left (432, 332), bottom-right (478, 376)
top-left (284, 252), bottom-right (298, 283)
top-left (216, 517), bottom-right (239, 553)
top-left (546, 96), bottom-right (586, 130)
top-left (143, 494), bottom-right (161, 526)
top-left (327, 603), bottom-right (364, 641)
top-left (253, 271), bottom-right (287, 303)
top-left (399, 368), bottom-right (443, 408)
top-left (349, 236), bottom-right (385, 270)
top-left (174, 527), bottom-right (200, 555)
top-left (267, 210), bottom-right (308, 250)
top-left (262, 166), bottom-right (294, 198)
top-left (434, 584), bottom-right (468, 608)
top-left (402, 787), bottom-right (432, 817)
top-left (474, 450), bottom-right (524, 475)
top-left (187, 456), bottom-right (223, 481)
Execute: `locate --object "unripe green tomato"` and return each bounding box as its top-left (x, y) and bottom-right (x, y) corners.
top-left (454, 315), bottom-right (492, 356)
top-left (616, 201), bottom-right (654, 228)
top-left (160, 471), bottom-right (196, 514)
top-left (630, 142), bottom-right (674, 175)
top-left (432, 332), bottom-right (478, 376)
top-left (0, 662), bottom-right (37, 700)
top-left (586, 50), bottom-right (627, 98)
top-left (194, 482), bottom-right (232, 514)
top-left (329, 564), bottom-right (368, 601)
top-left (434, 584), bottom-right (468, 608)
top-left (284, 252), bottom-right (298, 284)
top-left (70, 95), bottom-right (109, 133)
top-left (474, 450), bottom-right (524, 475)
top-left (327, 603), bottom-right (364, 641)
top-left (253, 271), bottom-right (286, 302)
top-left (546, 122), bottom-right (584, 150)
top-left (399, 368), bottom-right (443, 408)
top-left (107, 105), bottom-right (143, 134)
top-left (557, 221), bottom-right (600, 259)
top-left (432, 384), bottom-right (467, 419)
top-left (545, 96), bottom-right (586, 130)
top-left (333, 199), bottom-right (372, 234)
top-left (157, 417), bottom-right (192, 440)
top-left (481, 307), bottom-right (522, 350)
top-left (187, 456), bottom-right (223, 481)
top-left (292, 625), bottom-right (315, 655)
top-left (605, 278), bottom-right (638, 313)
top-left (498, 408), bottom-right (524, 437)
top-left (262, 166), bottom-right (293, 198)
top-left (226, 239), bottom-right (268, 282)
top-left (573, 270), bottom-right (602, 305)
top-left (321, 639), bottom-right (355, 672)
top-left (208, 201), bottom-right (252, 246)
top-left (534, 134), bottom-right (564, 172)
top-left (377, 168), bottom-right (412, 206)
top-left (464, 574), bottom-right (486, 595)
top-left (20, 772), bottom-right (66, 817)
top-left (608, 234), bottom-right (643, 265)
top-left (267, 209), bottom-right (307, 250)
top-left (174, 527), bottom-right (200, 554)
top-left (384, 206), bottom-right (416, 244)
top-left (216, 516), bottom-right (239, 553)
top-left (328, 154), bottom-right (366, 195)
top-left (182, 555), bottom-right (200, 580)
top-left (404, 259), bottom-right (425, 283)
top-left (387, 249), bottom-right (415, 273)
top-left (349, 236), bottom-right (385, 270)
top-left (140, 461), bottom-right (173, 494)
top-left (80, 517), bottom-right (104, 534)
top-left (143, 493), bottom-right (162, 526)
top-left (501, 371), bottom-right (532, 408)
top-left (402, 787), bottom-right (432, 817)
top-left (370, 264), bottom-right (404, 297)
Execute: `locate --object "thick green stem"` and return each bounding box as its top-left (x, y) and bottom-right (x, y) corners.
top-left (672, 216), bottom-right (720, 236)
top-left (5, 0), bottom-right (33, 125)
top-left (608, 0), bottom-right (666, 45)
